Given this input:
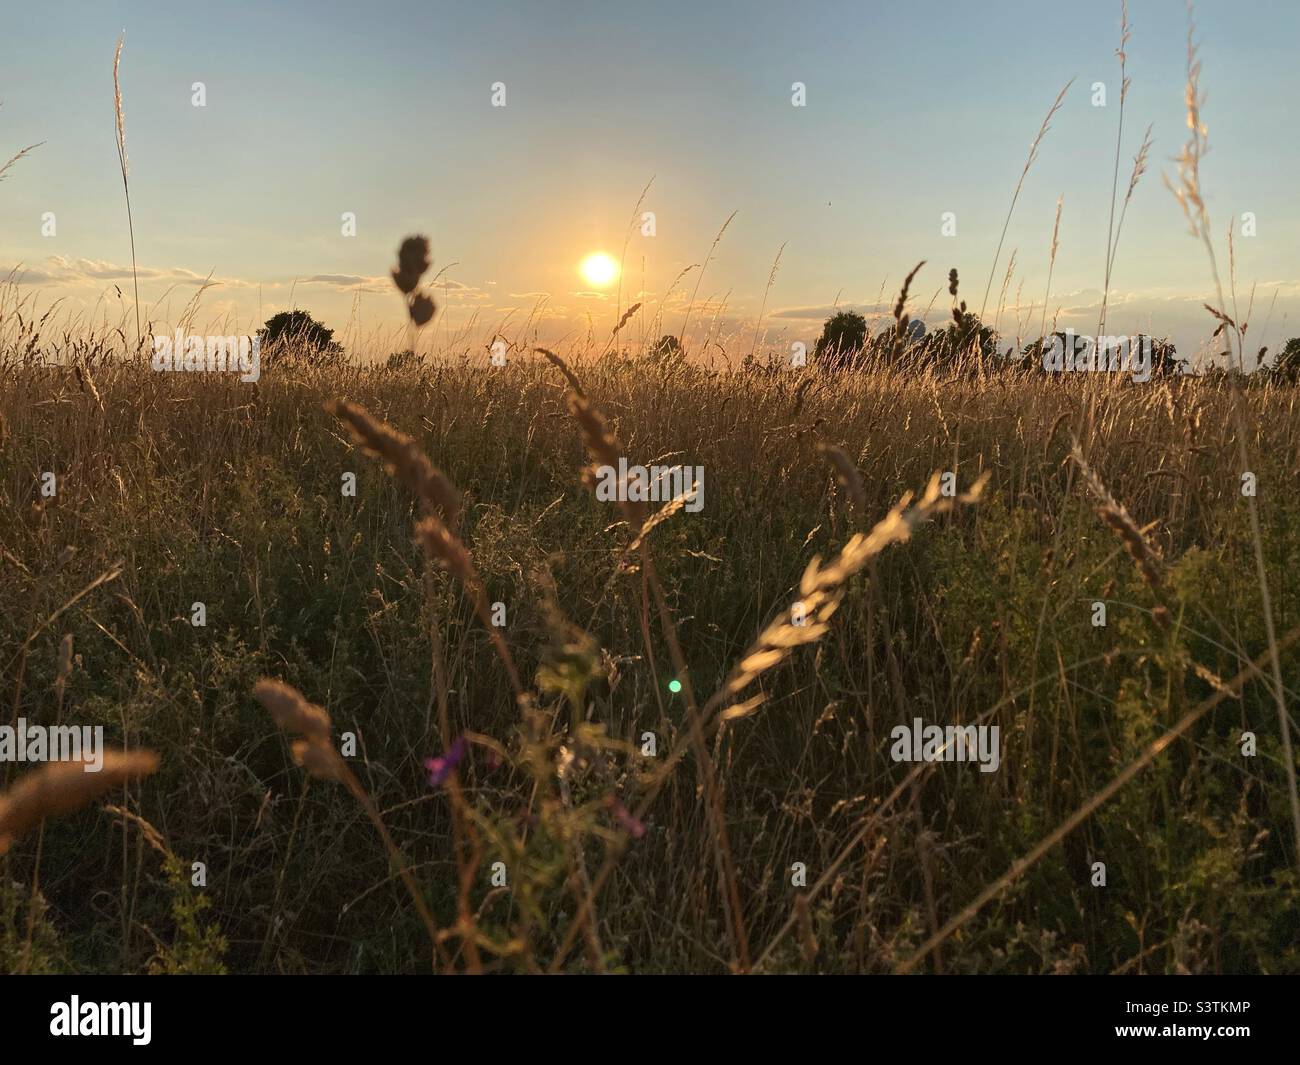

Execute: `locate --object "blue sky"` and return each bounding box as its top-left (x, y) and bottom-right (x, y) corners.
top-left (2, 0), bottom-right (1297, 362)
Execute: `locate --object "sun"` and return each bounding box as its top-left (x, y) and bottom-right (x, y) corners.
top-left (579, 251), bottom-right (619, 288)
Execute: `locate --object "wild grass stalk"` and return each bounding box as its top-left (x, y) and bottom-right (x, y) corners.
top-left (253, 679), bottom-right (450, 971)
top-left (1164, 5), bottom-right (1300, 872)
top-left (1098, 1), bottom-right (1132, 338)
top-left (112, 35), bottom-right (141, 352)
top-left (748, 242), bottom-right (787, 365)
top-left (679, 211), bottom-right (737, 353)
top-left (1040, 194), bottom-right (1063, 342)
top-left (979, 78), bottom-right (1073, 319)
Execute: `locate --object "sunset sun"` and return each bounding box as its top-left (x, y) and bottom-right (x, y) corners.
top-left (579, 251), bottom-right (619, 288)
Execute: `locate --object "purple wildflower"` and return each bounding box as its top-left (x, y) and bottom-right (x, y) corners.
top-left (605, 794), bottom-right (646, 839)
top-left (425, 736), bottom-right (467, 788)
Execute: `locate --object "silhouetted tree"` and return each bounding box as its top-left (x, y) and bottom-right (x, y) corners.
top-left (916, 308), bottom-right (1000, 371)
top-left (814, 311), bottom-right (868, 370)
top-left (651, 334), bottom-right (682, 361)
top-left (1016, 331), bottom-right (1186, 378)
top-left (1268, 337), bottom-right (1300, 381)
top-left (900, 268), bottom-right (1001, 372)
top-left (257, 311), bottom-right (342, 365)
top-left (383, 349), bottom-right (424, 372)
top-left (1017, 330), bottom-right (1087, 374)
top-left (1143, 336), bottom-right (1186, 377)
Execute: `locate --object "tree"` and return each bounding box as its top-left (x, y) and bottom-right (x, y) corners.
top-left (914, 309), bottom-right (999, 372)
top-left (383, 349), bottom-right (424, 372)
top-left (1268, 337), bottom-right (1300, 381)
top-left (814, 311), bottom-right (868, 370)
top-left (651, 334), bottom-right (682, 362)
top-left (1017, 331), bottom-right (1184, 378)
top-left (1017, 330), bottom-right (1091, 375)
top-left (1144, 336), bottom-right (1186, 378)
top-left (257, 311), bottom-right (342, 365)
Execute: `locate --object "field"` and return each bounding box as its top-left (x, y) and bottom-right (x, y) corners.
top-left (3, 0), bottom-right (1299, 980)
top-left (2, 342), bottom-right (1299, 974)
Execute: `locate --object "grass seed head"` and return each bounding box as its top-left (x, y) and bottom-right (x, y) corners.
top-left (0, 749), bottom-right (160, 855)
top-left (253, 678), bottom-right (333, 744)
top-left (414, 515), bottom-right (475, 582)
top-left (326, 399), bottom-right (460, 526)
top-left (291, 739), bottom-right (349, 783)
top-left (409, 293), bottom-right (436, 326)
top-left (392, 235), bottom-right (431, 294)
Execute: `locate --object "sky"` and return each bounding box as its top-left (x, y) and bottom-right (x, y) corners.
top-left (2, 0), bottom-right (1298, 365)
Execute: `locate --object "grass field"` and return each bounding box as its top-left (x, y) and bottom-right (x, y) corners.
top-left (2, 341), bottom-right (1299, 974)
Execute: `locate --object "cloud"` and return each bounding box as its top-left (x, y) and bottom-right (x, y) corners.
top-left (6, 256), bottom-right (249, 288)
top-left (496, 303), bottom-right (565, 321)
top-left (428, 278), bottom-right (490, 300)
top-left (772, 303), bottom-right (878, 320)
top-left (6, 259), bottom-right (498, 301)
top-left (1254, 279), bottom-right (1300, 295)
top-left (301, 273), bottom-right (388, 291)
top-left (298, 274), bottom-right (489, 299)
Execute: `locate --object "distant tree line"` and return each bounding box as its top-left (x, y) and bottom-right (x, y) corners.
top-left (247, 304), bottom-right (1300, 382)
top-left (810, 270), bottom-right (1300, 382)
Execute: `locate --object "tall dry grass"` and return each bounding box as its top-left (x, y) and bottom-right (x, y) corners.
top-left (3, 337), bottom-right (1298, 972)
top-left (0, 4), bottom-right (1296, 975)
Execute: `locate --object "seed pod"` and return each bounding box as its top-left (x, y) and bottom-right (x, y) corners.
top-left (409, 293), bottom-right (436, 326)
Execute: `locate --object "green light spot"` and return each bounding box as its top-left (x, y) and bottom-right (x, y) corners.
top-left (668, 679), bottom-right (682, 694)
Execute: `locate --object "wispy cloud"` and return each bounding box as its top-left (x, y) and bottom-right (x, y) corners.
top-left (5, 258), bottom-right (497, 302)
top-left (771, 303), bottom-right (898, 325)
top-left (7, 256), bottom-right (248, 288)
top-left (301, 273), bottom-right (388, 291)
